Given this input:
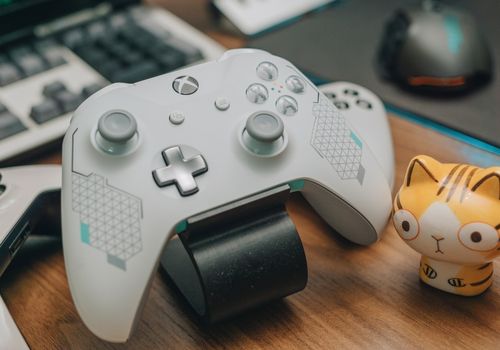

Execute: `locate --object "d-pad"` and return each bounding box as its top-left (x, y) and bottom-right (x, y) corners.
top-left (153, 146), bottom-right (208, 196)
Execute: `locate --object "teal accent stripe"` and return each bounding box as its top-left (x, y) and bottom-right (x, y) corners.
top-left (350, 131), bottom-right (363, 149)
top-left (444, 15), bottom-right (463, 54)
top-left (175, 220), bottom-right (188, 234)
top-left (289, 179), bottom-right (305, 192)
top-left (80, 223), bottom-right (90, 244)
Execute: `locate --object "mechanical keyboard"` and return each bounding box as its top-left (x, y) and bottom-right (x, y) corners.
top-left (0, 5), bottom-right (224, 163)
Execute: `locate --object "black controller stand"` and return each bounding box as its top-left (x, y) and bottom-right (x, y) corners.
top-left (160, 185), bottom-right (308, 323)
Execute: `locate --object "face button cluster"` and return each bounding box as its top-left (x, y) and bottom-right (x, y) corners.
top-left (247, 61), bottom-right (307, 118)
top-left (326, 88), bottom-right (373, 110)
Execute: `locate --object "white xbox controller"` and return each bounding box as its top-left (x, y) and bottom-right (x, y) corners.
top-left (0, 296), bottom-right (29, 350)
top-left (319, 82), bottom-right (395, 189)
top-left (61, 49), bottom-right (392, 342)
top-left (0, 165), bottom-right (61, 277)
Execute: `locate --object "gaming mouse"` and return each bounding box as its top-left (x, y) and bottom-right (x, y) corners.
top-left (377, 1), bottom-right (492, 92)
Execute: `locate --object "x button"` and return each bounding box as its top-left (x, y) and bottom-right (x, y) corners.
top-left (153, 146), bottom-right (208, 196)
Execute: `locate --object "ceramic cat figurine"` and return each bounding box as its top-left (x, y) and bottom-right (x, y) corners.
top-left (393, 155), bottom-right (499, 296)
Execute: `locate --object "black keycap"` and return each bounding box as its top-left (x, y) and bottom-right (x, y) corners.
top-left (62, 29), bottom-right (86, 49)
top-left (35, 42), bottom-right (67, 68)
top-left (107, 43), bottom-right (131, 57)
top-left (0, 63), bottom-right (21, 86)
top-left (156, 51), bottom-right (186, 70)
top-left (54, 91), bottom-right (82, 113)
top-left (108, 13), bottom-right (129, 31)
top-left (121, 51), bottom-right (144, 65)
top-left (8, 46), bottom-right (32, 60)
top-left (43, 81), bottom-right (67, 98)
top-left (30, 99), bottom-right (62, 124)
top-left (0, 112), bottom-right (26, 140)
top-left (17, 53), bottom-right (47, 76)
top-left (96, 59), bottom-right (122, 79)
top-left (87, 21), bottom-right (108, 40)
top-left (81, 82), bottom-right (105, 98)
top-left (82, 49), bottom-right (109, 66)
top-left (111, 61), bottom-right (160, 83)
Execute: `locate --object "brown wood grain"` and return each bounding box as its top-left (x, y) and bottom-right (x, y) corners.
top-left (1, 1), bottom-right (499, 349)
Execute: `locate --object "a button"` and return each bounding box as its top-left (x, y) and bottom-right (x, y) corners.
top-left (334, 101), bottom-right (350, 110)
top-left (98, 111), bottom-right (137, 144)
top-left (215, 97), bottom-right (230, 111)
top-left (343, 88), bottom-right (359, 96)
top-left (153, 146), bottom-right (208, 196)
top-left (276, 95), bottom-right (298, 116)
top-left (256, 62), bottom-right (278, 81)
top-left (356, 99), bottom-right (373, 110)
top-left (169, 111), bottom-right (185, 125)
top-left (246, 83), bottom-right (268, 104)
top-left (286, 76), bottom-right (305, 94)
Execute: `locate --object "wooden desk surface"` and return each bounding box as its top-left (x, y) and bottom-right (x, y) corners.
top-left (1, 1), bottom-right (499, 349)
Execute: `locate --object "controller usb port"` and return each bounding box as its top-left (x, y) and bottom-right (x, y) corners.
top-left (9, 222), bottom-right (31, 256)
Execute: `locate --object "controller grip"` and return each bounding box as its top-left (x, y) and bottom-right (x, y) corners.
top-left (301, 180), bottom-right (389, 245)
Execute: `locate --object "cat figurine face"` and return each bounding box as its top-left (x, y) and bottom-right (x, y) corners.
top-left (393, 155), bottom-right (499, 296)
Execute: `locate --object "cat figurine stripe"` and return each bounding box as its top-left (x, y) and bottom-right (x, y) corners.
top-left (393, 155), bottom-right (499, 296)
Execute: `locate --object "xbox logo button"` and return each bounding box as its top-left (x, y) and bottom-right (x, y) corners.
top-left (172, 76), bottom-right (199, 95)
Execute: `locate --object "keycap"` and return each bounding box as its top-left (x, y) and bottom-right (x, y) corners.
top-left (17, 53), bottom-right (47, 76)
top-left (87, 21), bottom-right (108, 40)
top-left (96, 59), bottom-right (122, 79)
top-left (156, 51), bottom-right (186, 70)
top-left (0, 112), bottom-right (26, 140)
top-left (0, 63), bottom-right (21, 86)
top-left (81, 82), bottom-right (105, 98)
top-left (35, 42), bottom-right (67, 68)
top-left (121, 51), bottom-right (143, 65)
top-left (54, 91), bottom-right (82, 113)
top-left (43, 81), bottom-right (67, 98)
top-left (81, 49), bottom-right (109, 66)
top-left (8, 46), bottom-right (31, 60)
top-left (111, 61), bottom-right (160, 83)
top-left (30, 99), bottom-right (62, 124)
top-left (62, 28), bottom-right (86, 49)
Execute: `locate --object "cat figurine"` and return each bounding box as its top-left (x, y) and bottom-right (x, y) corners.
top-left (393, 155), bottom-right (499, 296)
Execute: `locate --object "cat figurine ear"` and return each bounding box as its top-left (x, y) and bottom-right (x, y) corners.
top-left (404, 155), bottom-right (441, 187)
top-left (471, 169), bottom-right (500, 200)
top-left (394, 155), bottom-right (500, 296)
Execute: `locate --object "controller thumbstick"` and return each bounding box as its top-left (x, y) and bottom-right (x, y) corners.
top-left (96, 111), bottom-right (138, 154)
top-left (242, 112), bottom-right (286, 156)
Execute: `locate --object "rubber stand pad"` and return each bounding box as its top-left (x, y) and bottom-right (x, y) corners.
top-left (160, 189), bottom-right (308, 323)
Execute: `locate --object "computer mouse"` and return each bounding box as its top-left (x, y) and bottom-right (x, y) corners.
top-left (377, 1), bottom-right (493, 93)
